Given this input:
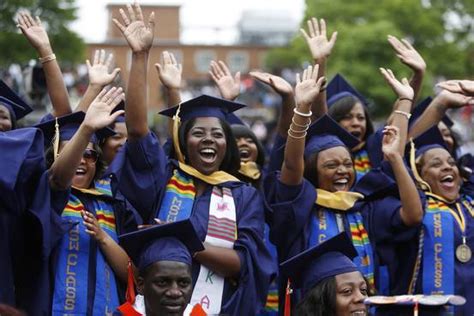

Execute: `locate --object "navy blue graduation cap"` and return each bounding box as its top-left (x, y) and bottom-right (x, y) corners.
top-left (410, 97), bottom-right (454, 128)
top-left (280, 233), bottom-right (359, 293)
top-left (326, 74), bottom-right (369, 107)
top-left (304, 114), bottom-right (360, 158)
top-left (35, 111), bottom-right (115, 145)
top-left (119, 219), bottom-right (204, 271)
top-left (412, 125), bottom-right (448, 159)
top-left (0, 79), bottom-right (33, 123)
top-left (226, 113), bottom-right (245, 126)
top-left (159, 94), bottom-right (246, 122)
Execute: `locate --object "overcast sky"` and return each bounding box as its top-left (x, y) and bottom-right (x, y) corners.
top-left (71, 0), bottom-right (306, 44)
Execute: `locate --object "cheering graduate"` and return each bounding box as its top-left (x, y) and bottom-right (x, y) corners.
top-left (0, 127), bottom-right (66, 315)
top-left (110, 3), bottom-right (273, 315)
top-left (0, 80), bottom-right (33, 131)
top-left (37, 88), bottom-right (138, 315)
top-left (119, 220), bottom-right (205, 316)
top-left (406, 125), bottom-right (474, 315)
top-left (264, 64), bottom-right (423, 310)
top-left (281, 233), bottom-right (368, 316)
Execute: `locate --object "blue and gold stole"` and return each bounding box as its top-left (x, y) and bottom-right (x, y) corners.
top-left (309, 190), bottom-right (375, 289)
top-left (52, 183), bottom-right (120, 315)
top-left (157, 169), bottom-right (196, 222)
top-left (420, 194), bottom-right (474, 295)
top-left (354, 148), bottom-right (372, 181)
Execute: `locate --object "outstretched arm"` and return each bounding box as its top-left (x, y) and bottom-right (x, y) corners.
top-left (250, 71), bottom-right (294, 137)
top-left (380, 67), bottom-right (414, 156)
top-left (49, 87), bottom-right (124, 191)
top-left (76, 50), bottom-right (121, 112)
top-left (408, 90), bottom-right (474, 139)
top-left (382, 125), bottom-right (423, 226)
top-left (281, 65), bottom-right (325, 186)
top-left (387, 35), bottom-right (426, 104)
top-left (209, 60), bottom-right (241, 101)
top-left (437, 80), bottom-right (474, 97)
top-left (113, 2), bottom-right (155, 140)
top-left (17, 12), bottom-right (71, 117)
top-left (300, 17), bottom-right (337, 119)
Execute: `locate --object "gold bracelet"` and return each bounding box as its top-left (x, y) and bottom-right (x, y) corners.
top-left (293, 107), bottom-right (312, 118)
top-left (394, 110), bottom-right (412, 119)
top-left (291, 116), bottom-right (311, 128)
top-left (288, 129), bottom-right (307, 139)
top-left (39, 53), bottom-right (56, 64)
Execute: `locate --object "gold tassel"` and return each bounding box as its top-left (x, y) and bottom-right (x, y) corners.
top-left (172, 104), bottom-right (185, 163)
top-left (53, 117), bottom-right (60, 161)
top-left (409, 138), bottom-right (431, 192)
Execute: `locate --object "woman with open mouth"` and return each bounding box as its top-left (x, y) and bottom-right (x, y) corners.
top-left (264, 64), bottom-right (423, 312)
top-left (109, 3), bottom-right (274, 315)
top-left (37, 87), bottom-right (139, 315)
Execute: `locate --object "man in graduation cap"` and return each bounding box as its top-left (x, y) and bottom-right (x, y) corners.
top-left (118, 220), bottom-right (206, 316)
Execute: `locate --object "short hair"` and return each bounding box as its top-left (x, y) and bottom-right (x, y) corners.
top-left (328, 95), bottom-right (374, 141)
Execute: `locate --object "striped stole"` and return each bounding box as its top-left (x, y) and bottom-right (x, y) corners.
top-left (190, 187), bottom-right (237, 314)
top-left (354, 148), bottom-right (372, 181)
top-left (158, 169), bottom-right (196, 223)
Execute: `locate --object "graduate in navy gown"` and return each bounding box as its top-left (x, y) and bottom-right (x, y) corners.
top-left (0, 80), bottom-right (32, 131)
top-left (264, 64), bottom-right (423, 311)
top-left (37, 88), bottom-right (138, 315)
top-left (404, 124), bottom-right (474, 315)
top-left (109, 4), bottom-right (273, 315)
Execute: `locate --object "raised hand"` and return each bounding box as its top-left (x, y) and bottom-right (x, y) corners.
top-left (155, 51), bottom-right (182, 90)
top-left (112, 2), bottom-right (155, 53)
top-left (87, 50), bottom-right (121, 87)
top-left (387, 35), bottom-right (426, 73)
top-left (294, 64), bottom-right (325, 108)
top-left (209, 60), bottom-right (240, 101)
top-left (382, 125), bottom-right (401, 160)
top-left (300, 17), bottom-right (338, 60)
top-left (250, 71), bottom-right (294, 97)
top-left (437, 80), bottom-right (474, 97)
top-left (83, 87), bottom-right (125, 131)
top-left (17, 11), bottom-right (51, 52)
top-left (436, 89), bottom-right (474, 108)
top-left (380, 67), bottom-right (414, 100)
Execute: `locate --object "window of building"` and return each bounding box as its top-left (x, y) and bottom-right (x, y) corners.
top-left (194, 50), bottom-right (217, 73)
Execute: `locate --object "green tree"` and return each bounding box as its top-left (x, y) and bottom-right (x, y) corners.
top-left (266, 0), bottom-right (474, 117)
top-left (0, 0), bottom-right (85, 68)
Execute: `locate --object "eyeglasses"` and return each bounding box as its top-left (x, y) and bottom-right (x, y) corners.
top-left (83, 149), bottom-right (99, 163)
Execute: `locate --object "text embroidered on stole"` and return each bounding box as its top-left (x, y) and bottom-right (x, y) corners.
top-left (190, 187), bottom-right (237, 314)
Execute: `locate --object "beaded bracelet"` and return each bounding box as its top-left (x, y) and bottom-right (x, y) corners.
top-left (39, 53), bottom-right (56, 64)
top-left (293, 107), bottom-right (312, 118)
top-left (394, 110), bottom-right (412, 119)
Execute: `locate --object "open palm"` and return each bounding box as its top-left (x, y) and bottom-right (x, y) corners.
top-left (250, 71), bottom-right (293, 96)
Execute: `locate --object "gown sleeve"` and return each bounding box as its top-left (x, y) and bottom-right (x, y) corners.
top-left (221, 185), bottom-right (276, 316)
top-left (108, 132), bottom-right (168, 223)
top-left (267, 134), bottom-right (286, 173)
top-left (263, 171), bottom-right (317, 261)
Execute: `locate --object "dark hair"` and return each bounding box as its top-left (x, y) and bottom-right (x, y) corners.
top-left (45, 142), bottom-right (106, 186)
top-left (304, 147), bottom-right (355, 189)
top-left (231, 124), bottom-right (266, 167)
top-left (328, 95), bottom-right (374, 141)
top-left (170, 117), bottom-right (241, 176)
top-left (295, 276), bottom-right (337, 316)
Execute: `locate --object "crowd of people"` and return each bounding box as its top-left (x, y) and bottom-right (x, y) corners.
top-left (2, 2), bottom-right (474, 316)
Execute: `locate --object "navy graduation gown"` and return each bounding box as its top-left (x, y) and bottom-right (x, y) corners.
top-left (109, 132), bottom-right (274, 316)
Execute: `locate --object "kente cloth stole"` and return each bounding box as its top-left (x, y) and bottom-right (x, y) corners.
top-left (190, 186), bottom-right (237, 315)
top-left (354, 148), bottom-right (372, 181)
top-left (418, 195), bottom-right (474, 295)
top-left (157, 169), bottom-right (197, 222)
top-left (52, 189), bottom-right (120, 316)
top-left (309, 190), bottom-right (374, 288)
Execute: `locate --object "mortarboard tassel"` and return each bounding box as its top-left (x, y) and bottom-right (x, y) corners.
top-left (172, 103), bottom-right (186, 163)
top-left (409, 139), bottom-right (431, 192)
top-left (117, 259), bottom-right (141, 316)
top-left (52, 117), bottom-right (60, 161)
top-left (284, 279), bottom-right (292, 316)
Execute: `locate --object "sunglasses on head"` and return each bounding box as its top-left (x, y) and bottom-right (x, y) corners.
top-left (83, 149), bottom-right (99, 163)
